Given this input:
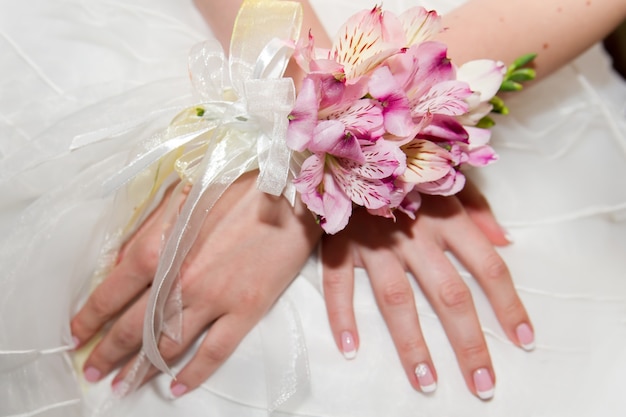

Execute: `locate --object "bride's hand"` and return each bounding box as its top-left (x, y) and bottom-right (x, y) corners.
top-left (70, 172), bottom-right (321, 396)
top-left (321, 182), bottom-right (533, 400)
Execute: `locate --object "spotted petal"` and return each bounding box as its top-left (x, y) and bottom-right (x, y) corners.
top-left (331, 6), bottom-right (404, 80)
top-left (399, 7), bottom-right (442, 46)
top-left (333, 167), bottom-right (394, 210)
top-left (327, 98), bottom-right (385, 141)
top-left (401, 139), bottom-right (454, 184)
top-left (412, 79), bottom-right (472, 117)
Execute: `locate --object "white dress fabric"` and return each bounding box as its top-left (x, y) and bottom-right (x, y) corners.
top-left (1, 0), bottom-right (626, 416)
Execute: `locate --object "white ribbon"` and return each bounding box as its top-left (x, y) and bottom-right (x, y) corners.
top-left (121, 0), bottom-right (309, 413)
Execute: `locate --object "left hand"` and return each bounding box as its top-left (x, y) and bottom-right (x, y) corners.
top-left (321, 183), bottom-right (532, 399)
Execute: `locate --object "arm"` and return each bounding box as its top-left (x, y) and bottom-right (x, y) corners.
top-left (438, 0), bottom-right (626, 79)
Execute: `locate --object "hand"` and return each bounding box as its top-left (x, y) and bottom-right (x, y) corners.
top-left (321, 182), bottom-right (533, 400)
top-left (71, 172), bottom-right (321, 396)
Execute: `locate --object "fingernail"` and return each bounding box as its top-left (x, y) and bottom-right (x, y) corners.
top-left (84, 366), bottom-right (101, 383)
top-left (112, 380), bottom-right (128, 397)
top-left (340, 331), bottom-right (357, 360)
top-left (171, 382), bottom-right (188, 398)
top-left (473, 368), bottom-right (495, 400)
top-left (500, 225), bottom-right (514, 243)
top-left (415, 363), bottom-right (437, 393)
top-left (516, 323), bottom-right (535, 351)
top-left (72, 336), bottom-right (80, 350)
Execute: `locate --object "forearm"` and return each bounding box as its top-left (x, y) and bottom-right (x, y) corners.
top-left (438, 0), bottom-right (626, 80)
top-left (193, 0), bottom-right (330, 51)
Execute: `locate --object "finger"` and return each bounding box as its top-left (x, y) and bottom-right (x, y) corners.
top-left (80, 291), bottom-right (150, 383)
top-left (400, 222), bottom-right (494, 400)
top-left (71, 202), bottom-right (168, 346)
top-left (110, 356), bottom-right (160, 396)
top-left (321, 233), bottom-right (359, 360)
top-left (110, 301), bottom-right (219, 388)
top-left (443, 211), bottom-right (534, 353)
top-left (169, 313), bottom-right (254, 397)
top-left (360, 245), bottom-right (437, 394)
top-left (457, 179), bottom-right (511, 246)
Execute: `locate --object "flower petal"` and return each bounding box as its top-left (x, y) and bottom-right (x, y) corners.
top-left (401, 139), bottom-right (453, 183)
top-left (342, 139), bottom-right (405, 179)
top-left (457, 59), bottom-right (506, 102)
top-left (309, 120), bottom-right (365, 162)
top-left (330, 159), bottom-right (394, 210)
top-left (329, 98), bottom-right (385, 140)
top-left (287, 77), bottom-right (320, 151)
top-left (368, 66), bottom-right (417, 138)
top-left (399, 7), bottom-right (442, 46)
top-left (320, 172), bottom-right (353, 234)
top-left (412, 79), bottom-right (472, 117)
top-left (419, 115), bottom-right (469, 142)
top-left (331, 6), bottom-right (404, 80)
top-left (415, 170), bottom-right (466, 196)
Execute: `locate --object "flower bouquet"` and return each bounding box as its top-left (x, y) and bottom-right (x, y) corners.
top-left (286, 5), bottom-right (535, 233)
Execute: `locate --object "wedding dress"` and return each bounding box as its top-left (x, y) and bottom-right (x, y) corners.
top-left (1, 0), bottom-right (625, 416)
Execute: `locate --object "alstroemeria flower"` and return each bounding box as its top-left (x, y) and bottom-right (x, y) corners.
top-left (368, 66), bottom-right (417, 140)
top-left (456, 59), bottom-right (506, 125)
top-left (287, 5), bottom-right (507, 234)
top-left (294, 139), bottom-right (405, 234)
top-left (401, 139), bottom-right (459, 185)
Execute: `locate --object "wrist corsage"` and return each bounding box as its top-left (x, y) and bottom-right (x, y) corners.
top-left (286, 6), bottom-right (535, 234)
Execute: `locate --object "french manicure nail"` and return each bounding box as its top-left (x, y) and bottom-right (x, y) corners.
top-left (84, 367), bottom-right (101, 383)
top-left (340, 331), bottom-right (357, 360)
top-left (112, 380), bottom-right (128, 397)
top-left (516, 323), bottom-right (535, 351)
top-left (171, 382), bottom-right (188, 398)
top-left (415, 363), bottom-right (437, 393)
top-left (500, 225), bottom-right (514, 244)
top-left (473, 368), bottom-right (495, 400)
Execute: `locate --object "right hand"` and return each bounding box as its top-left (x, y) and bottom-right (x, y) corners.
top-left (71, 172), bottom-right (322, 396)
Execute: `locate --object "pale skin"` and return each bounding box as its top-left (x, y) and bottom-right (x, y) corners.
top-left (70, 0), bottom-right (626, 400)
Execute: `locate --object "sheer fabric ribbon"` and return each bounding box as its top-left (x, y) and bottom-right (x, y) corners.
top-left (80, 0), bottom-right (309, 414)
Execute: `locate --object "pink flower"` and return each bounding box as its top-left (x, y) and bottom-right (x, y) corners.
top-left (294, 139), bottom-right (405, 234)
top-left (287, 5), bottom-right (503, 233)
top-left (367, 66), bottom-right (417, 140)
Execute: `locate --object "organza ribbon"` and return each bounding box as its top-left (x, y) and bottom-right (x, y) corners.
top-left (102, 0), bottom-right (308, 413)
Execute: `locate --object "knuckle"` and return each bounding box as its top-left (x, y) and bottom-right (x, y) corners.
top-left (458, 341), bottom-right (489, 363)
top-left (88, 292), bottom-right (115, 322)
top-left (323, 270), bottom-right (348, 295)
top-left (397, 336), bottom-right (425, 357)
top-left (237, 286), bottom-right (263, 307)
top-left (131, 239), bottom-right (161, 276)
top-left (159, 336), bottom-right (182, 362)
top-left (438, 280), bottom-right (472, 312)
top-left (481, 253), bottom-right (509, 283)
top-left (198, 340), bottom-right (231, 364)
top-left (109, 323), bottom-right (141, 351)
top-left (501, 296), bottom-right (525, 319)
top-left (380, 281), bottom-right (413, 307)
